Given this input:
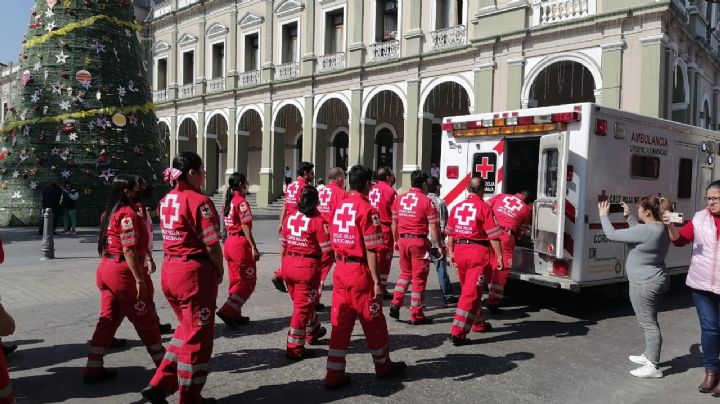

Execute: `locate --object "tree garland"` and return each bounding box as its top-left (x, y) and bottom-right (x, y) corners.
top-left (2, 102), bottom-right (156, 133)
top-left (23, 14), bottom-right (142, 49)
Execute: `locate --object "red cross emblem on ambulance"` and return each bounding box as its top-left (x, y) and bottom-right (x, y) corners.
top-left (368, 188), bottom-right (381, 208)
top-left (455, 203), bottom-right (477, 227)
top-left (475, 157), bottom-right (495, 179)
top-left (333, 203), bottom-right (357, 233)
top-left (287, 212), bottom-right (310, 237)
top-left (319, 187), bottom-right (332, 206)
top-left (400, 193), bottom-right (418, 211)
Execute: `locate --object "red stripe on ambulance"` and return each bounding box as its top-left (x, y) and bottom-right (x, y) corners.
top-left (443, 173), bottom-right (471, 206)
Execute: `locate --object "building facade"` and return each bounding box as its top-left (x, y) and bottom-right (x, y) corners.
top-left (5, 0), bottom-right (718, 207)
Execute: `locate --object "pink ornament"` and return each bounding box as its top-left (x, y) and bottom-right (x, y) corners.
top-left (46, 0), bottom-right (58, 8)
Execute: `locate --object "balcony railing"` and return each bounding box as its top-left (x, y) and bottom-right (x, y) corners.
top-left (276, 62), bottom-right (299, 80)
top-left (532, 0), bottom-right (595, 27)
top-left (429, 25), bottom-right (466, 51)
top-left (239, 70), bottom-right (261, 87)
top-left (178, 84), bottom-right (195, 99)
top-left (153, 89), bottom-right (169, 103)
top-left (317, 52), bottom-right (346, 73)
top-left (207, 78), bottom-right (225, 93)
top-left (367, 40), bottom-right (400, 64)
top-left (177, 0), bottom-right (200, 10)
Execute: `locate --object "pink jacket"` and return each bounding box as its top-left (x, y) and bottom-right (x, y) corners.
top-left (687, 209), bottom-right (720, 293)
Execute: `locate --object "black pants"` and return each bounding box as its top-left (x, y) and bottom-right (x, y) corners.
top-left (38, 208), bottom-right (62, 234)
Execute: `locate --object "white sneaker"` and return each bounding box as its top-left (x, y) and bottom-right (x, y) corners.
top-left (630, 363), bottom-right (663, 379)
top-left (629, 354), bottom-right (651, 366)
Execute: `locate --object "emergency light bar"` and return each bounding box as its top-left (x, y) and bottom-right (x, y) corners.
top-left (442, 112), bottom-right (580, 138)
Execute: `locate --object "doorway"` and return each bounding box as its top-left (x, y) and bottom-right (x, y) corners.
top-left (504, 137), bottom-right (540, 199)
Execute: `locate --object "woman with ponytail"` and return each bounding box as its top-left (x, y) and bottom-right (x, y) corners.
top-left (84, 175), bottom-right (164, 385)
top-left (598, 195), bottom-right (672, 379)
top-left (217, 172), bottom-right (260, 328)
top-left (143, 152), bottom-right (224, 404)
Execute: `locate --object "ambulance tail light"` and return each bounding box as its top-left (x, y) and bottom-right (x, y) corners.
top-left (551, 260), bottom-right (570, 277)
top-left (466, 120), bottom-right (483, 129)
top-left (566, 165), bottom-right (574, 181)
top-left (595, 119), bottom-right (608, 136)
top-left (447, 166), bottom-right (459, 179)
top-left (441, 122), bottom-right (454, 132)
top-left (505, 116), bottom-right (518, 126)
top-left (534, 115), bottom-right (552, 124)
top-left (482, 119), bottom-right (494, 127)
top-left (517, 116), bottom-right (535, 125)
top-left (551, 112), bottom-right (581, 123)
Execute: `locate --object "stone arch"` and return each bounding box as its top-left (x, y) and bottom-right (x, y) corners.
top-left (316, 96), bottom-right (350, 180)
top-left (205, 113), bottom-right (229, 193)
top-left (374, 123), bottom-right (399, 173)
top-left (700, 93), bottom-right (712, 129)
top-left (314, 92), bottom-right (352, 125)
top-left (522, 52), bottom-right (602, 107)
top-left (672, 57), bottom-right (690, 107)
top-left (362, 84), bottom-right (408, 118)
top-left (177, 116), bottom-right (198, 154)
top-left (273, 99), bottom-right (305, 128)
top-left (237, 107), bottom-right (264, 191)
top-left (329, 127), bottom-right (350, 171)
top-left (420, 75), bottom-right (474, 113)
top-left (157, 121), bottom-right (171, 165)
top-left (273, 103), bottom-right (304, 196)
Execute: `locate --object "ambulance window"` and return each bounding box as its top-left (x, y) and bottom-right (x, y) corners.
top-left (677, 158), bottom-right (693, 199)
top-left (630, 155), bottom-right (660, 179)
top-left (543, 148), bottom-right (559, 197)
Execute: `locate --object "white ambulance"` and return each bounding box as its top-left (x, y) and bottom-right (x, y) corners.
top-left (439, 103), bottom-right (720, 291)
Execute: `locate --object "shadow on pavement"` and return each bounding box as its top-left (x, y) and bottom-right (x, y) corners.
top-left (216, 351), bottom-right (533, 403)
top-left (215, 315), bottom-right (291, 338)
top-left (663, 343), bottom-right (703, 377)
top-left (6, 343), bottom-right (88, 373)
top-left (212, 347), bottom-right (315, 374)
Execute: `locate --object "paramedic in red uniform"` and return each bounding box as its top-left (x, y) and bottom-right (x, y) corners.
top-left (315, 167), bottom-right (348, 309)
top-left (0, 233), bottom-right (16, 404)
top-left (217, 173), bottom-right (260, 328)
top-left (272, 162), bottom-right (316, 292)
top-left (325, 165), bottom-right (406, 390)
top-left (368, 166), bottom-right (397, 298)
top-left (142, 152), bottom-right (224, 404)
top-left (84, 175), bottom-right (164, 384)
top-left (389, 170), bottom-right (444, 325)
top-left (446, 177), bottom-right (503, 345)
top-left (485, 191), bottom-right (531, 312)
top-left (281, 186), bottom-right (331, 359)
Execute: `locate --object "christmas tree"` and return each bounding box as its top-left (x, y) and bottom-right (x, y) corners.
top-left (0, 0), bottom-right (166, 226)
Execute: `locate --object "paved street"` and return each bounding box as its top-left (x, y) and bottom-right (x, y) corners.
top-left (0, 211), bottom-right (715, 403)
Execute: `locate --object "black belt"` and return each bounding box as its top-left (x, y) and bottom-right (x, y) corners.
top-left (335, 254), bottom-right (367, 264)
top-left (456, 239), bottom-right (489, 246)
top-left (103, 253), bottom-right (126, 262)
top-left (165, 253), bottom-right (210, 261)
top-left (228, 231), bottom-right (245, 237)
top-left (286, 251), bottom-right (321, 259)
top-left (380, 221), bottom-right (392, 227)
top-left (400, 234), bottom-right (428, 239)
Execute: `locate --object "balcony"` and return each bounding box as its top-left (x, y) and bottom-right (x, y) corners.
top-left (429, 25), bottom-right (466, 51)
top-left (532, 0), bottom-right (596, 27)
top-left (177, 0), bottom-right (200, 10)
top-left (239, 70), bottom-right (261, 87)
top-left (153, 2), bottom-right (173, 18)
top-left (207, 78), bottom-right (225, 94)
top-left (276, 62), bottom-right (299, 80)
top-left (153, 89), bottom-right (169, 103)
top-left (367, 40), bottom-right (400, 64)
top-left (317, 52), bottom-right (346, 73)
top-left (178, 84), bottom-right (195, 99)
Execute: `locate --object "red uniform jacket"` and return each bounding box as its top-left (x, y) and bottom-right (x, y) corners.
top-left (487, 193), bottom-right (530, 232)
top-left (317, 181), bottom-right (348, 223)
top-left (283, 177), bottom-right (308, 219)
top-left (158, 183), bottom-right (221, 255)
top-left (104, 205), bottom-right (149, 257)
top-left (392, 187), bottom-right (438, 235)
top-left (281, 212), bottom-right (332, 261)
top-left (331, 192), bottom-right (384, 258)
top-left (223, 191), bottom-right (253, 234)
top-left (369, 181), bottom-right (396, 232)
top-left (446, 194), bottom-right (502, 241)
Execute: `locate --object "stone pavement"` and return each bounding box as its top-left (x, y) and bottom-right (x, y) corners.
top-left (0, 211), bottom-right (716, 403)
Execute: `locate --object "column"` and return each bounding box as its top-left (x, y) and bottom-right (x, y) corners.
top-left (347, 0), bottom-right (364, 67)
top-left (401, 80), bottom-right (421, 189)
top-left (360, 118), bottom-right (376, 168)
top-left (418, 113), bottom-right (434, 172)
top-left (169, 115), bottom-right (178, 162)
top-left (302, 95), bottom-right (325, 178)
top-left (688, 62), bottom-right (698, 126)
top-left (599, 41), bottom-right (624, 109)
top-left (639, 34), bottom-right (666, 118)
top-left (261, 0), bottom-right (275, 83)
top-left (197, 18), bottom-right (207, 95)
top-left (258, 102), bottom-right (274, 207)
top-left (506, 57), bottom-right (524, 110)
top-left (302, 0), bottom-right (316, 76)
top-left (227, 8), bottom-right (239, 90)
top-left (169, 29), bottom-right (178, 100)
top-left (225, 108), bottom-right (238, 186)
top-left (348, 88), bottom-right (364, 166)
top-left (474, 62), bottom-right (495, 113)
top-left (403, 0), bottom-right (424, 56)
top-left (713, 86), bottom-right (720, 131)
top-left (272, 127), bottom-right (285, 197)
top-left (196, 112), bottom-right (207, 193)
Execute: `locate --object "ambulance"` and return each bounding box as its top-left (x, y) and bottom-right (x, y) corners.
top-left (439, 103), bottom-right (720, 291)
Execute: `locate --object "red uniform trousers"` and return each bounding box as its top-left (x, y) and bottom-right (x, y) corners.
top-left (325, 261), bottom-right (394, 385)
top-left (85, 257), bottom-right (165, 377)
top-left (451, 244), bottom-right (492, 339)
top-left (218, 235), bottom-right (256, 320)
top-left (0, 351), bottom-right (14, 404)
top-left (282, 256), bottom-right (323, 357)
top-left (149, 257), bottom-right (219, 404)
top-left (487, 232), bottom-right (514, 306)
top-left (391, 238), bottom-right (431, 321)
top-left (377, 231), bottom-right (394, 290)
top-left (317, 255), bottom-right (335, 301)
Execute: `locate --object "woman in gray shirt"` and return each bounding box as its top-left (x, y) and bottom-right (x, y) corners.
top-left (598, 196), bottom-right (672, 379)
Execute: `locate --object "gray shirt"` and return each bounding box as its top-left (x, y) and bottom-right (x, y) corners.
top-left (428, 192), bottom-right (448, 248)
top-left (600, 215), bottom-right (670, 283)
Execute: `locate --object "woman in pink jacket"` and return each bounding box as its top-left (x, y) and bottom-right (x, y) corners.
top-left (665, 180), bottom-right (720, 396)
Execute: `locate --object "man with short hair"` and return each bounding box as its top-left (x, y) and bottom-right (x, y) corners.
top-left (446, 177), bottom-right (503, 345)
top-left (426, 176), bottom-right (457, 306)
top-left (315, 167), bottom-right (348, 309)
top-left (325, 165), bottom-right (406, 390)
top-left (389, 170), bottom-right (444, 325)
top-left (368, 167), bottom-right (397, 298)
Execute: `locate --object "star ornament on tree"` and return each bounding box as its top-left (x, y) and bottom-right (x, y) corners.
top-left (68, 133), bottom-right (78, 141)
top-left (99, 169), bottom-right (114, 182)
top-left (61, 169), bottom-right (71, 179)
top-left (29, 181), bottom-right (38, 190)
top-left (46, 20), bottom-right (56, 32)
top-left (44, 8), bottom-right (54, 18)
top-left (55, 51), bottom-right (68, 64)
top-left (11, 191), bottom-right (21, 199)
top-left (51, 82), bottom-right (62, 94)
top-left (33, 61), bottom-right (41, 71)
top-left (59, 100), bottom-right (70, 111)
top-left (91, 40), bottom-right (106, 54)
top-left (12, 171), bottom-right (20, 178)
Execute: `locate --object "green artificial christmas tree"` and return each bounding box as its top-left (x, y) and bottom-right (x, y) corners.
top-left (0, 0), bottom-right (166, 226)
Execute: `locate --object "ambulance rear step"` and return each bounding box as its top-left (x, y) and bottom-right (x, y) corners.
top-left (508, 272), bottom-right (581, 292)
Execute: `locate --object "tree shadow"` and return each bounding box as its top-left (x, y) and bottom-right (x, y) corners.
top-left (12, 365), bottom-right (152, 403)
top-left (662, 343), bottom-right (703, 377)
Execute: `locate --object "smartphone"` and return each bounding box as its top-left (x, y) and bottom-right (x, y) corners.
top-left (609, 203), bottom-right (624, 214)
top-left (666, 212), bottom-right (684, 224)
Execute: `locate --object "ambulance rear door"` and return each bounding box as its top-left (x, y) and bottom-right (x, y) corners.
top-left (534, 131), bottom-right (570, 259)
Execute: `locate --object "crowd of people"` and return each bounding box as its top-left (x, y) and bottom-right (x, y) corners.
top-left (1, 154), bottom-right (720, 403)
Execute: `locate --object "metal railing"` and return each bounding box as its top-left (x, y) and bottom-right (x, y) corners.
top-left (429, 25), bottom-right (466, 51)
top-left (153, 2), bottom-right (173, 18)
top-left (275, 62), bottom-right (299, 80)
top-left (177, 0), bottom-right (200, 10)
top-left (239, 70), bottom-right (261, 87)
top-left (532, 0), bottom-right (595, 27)
top-left (178, 84), bottom-right (195, 99)
top-left (207, 78), bottom-right (225, 93)
top-left (153, 89), bottom-right (169, 103)
top-left (317, 52), bottom-right (346, 73)
top-left (367, 40), bottom-right (400, 63)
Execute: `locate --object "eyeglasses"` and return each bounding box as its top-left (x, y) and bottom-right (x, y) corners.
top-left (707, 197), bottom-right (720, 203)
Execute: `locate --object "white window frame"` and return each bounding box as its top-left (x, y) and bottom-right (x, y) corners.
top-left (431, 0), bottom-right (468, 30)
top-left (278, 18), bottom-right (301, 65)
top-left (180, 48), bottom-right (197, 85)
top-left (208, 38), bottom-right (226, 79)
top-left (370, 0), bottom-right (403, 44)
top-left (154, 55), bottom-right (169, 90)
top-left (240, 29), bottom-right (262, 72)
top-left (321, 3), bottom-right (347, 56)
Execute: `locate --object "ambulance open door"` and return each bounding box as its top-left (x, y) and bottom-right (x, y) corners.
top-left (533, 132), bottom-right (569, 259)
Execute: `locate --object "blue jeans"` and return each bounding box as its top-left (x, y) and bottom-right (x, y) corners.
top-left (692, 288), bottom-right (720, 371)
top-left (433, 257), bottom-right (453, 299)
